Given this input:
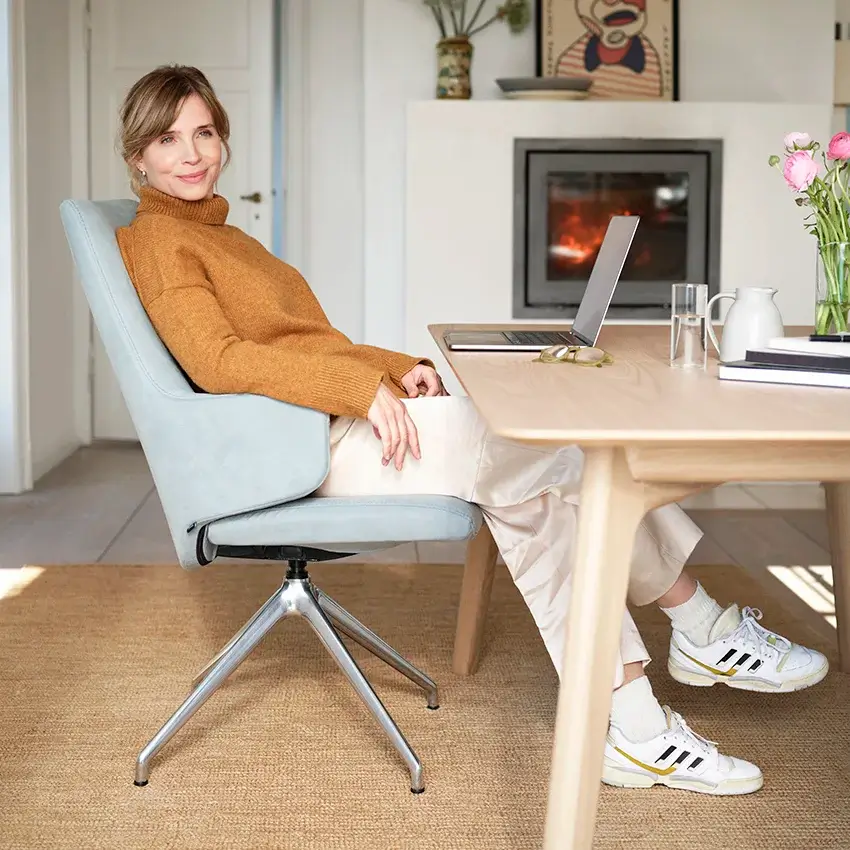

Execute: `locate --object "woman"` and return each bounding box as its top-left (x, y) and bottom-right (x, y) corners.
top-left (115, 65), bottom-right (827, 796)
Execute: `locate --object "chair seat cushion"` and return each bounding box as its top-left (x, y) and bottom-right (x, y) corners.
top-left (205, 495), bottom-right (483, 550)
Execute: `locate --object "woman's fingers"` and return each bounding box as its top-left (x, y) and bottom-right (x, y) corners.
top-left (400, 372), bottom-right (419, 399)
top-left (384, 404), bottom-right (400, 466)
top-left (368, 384), bottom-right (424, 470)
top-left (405, 409), bottom-right (421, 461)
top-left (426, 372), bottom-right (442, 396)
top-left (392, 404), bottom-right (410, 470)
top-left (377, 412), bottom-right (393, 463)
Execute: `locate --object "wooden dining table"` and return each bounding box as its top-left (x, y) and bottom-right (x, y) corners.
top-left (430, 322), bottom-right (850, 850)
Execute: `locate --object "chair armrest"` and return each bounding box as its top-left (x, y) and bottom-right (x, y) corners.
top-left (138, 389), bottom-right (330, 530)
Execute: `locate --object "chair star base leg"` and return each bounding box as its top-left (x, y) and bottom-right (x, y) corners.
top-left (315, 587), bottom-right (440, 710)
top-left (135, 570), bottom-right (431, 794)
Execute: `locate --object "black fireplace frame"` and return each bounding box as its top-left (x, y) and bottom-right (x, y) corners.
top-left (512, 137), bottom-right (723, 320)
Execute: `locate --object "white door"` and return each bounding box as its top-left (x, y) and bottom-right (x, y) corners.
top-left (88, 0), bottom-right (274, 440)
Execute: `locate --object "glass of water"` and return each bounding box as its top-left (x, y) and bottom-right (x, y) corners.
top-left (670, 283), bottom-right (707, 369)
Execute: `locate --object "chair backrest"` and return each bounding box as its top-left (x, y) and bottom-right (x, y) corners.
top-left (59, 199), bottom-right (330, 568)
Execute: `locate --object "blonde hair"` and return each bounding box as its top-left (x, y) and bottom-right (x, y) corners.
top-left (118, 64), bottom-right (232, 196)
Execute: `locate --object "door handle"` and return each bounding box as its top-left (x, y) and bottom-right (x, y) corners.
top-left (239, 191), bottom-right (263, 203)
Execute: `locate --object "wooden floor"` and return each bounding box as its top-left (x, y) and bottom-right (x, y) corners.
top-left (0, 443), bottom-right (837, 646)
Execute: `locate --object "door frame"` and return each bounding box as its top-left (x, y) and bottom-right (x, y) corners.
top-left (280, 0), bottom-right (307, 273)
top-left (0, 0), bottom-right (31, 494)
top-left (68, 0), bottom-right (307, 444)
top-left (69, 0), bottom-right (92, 446)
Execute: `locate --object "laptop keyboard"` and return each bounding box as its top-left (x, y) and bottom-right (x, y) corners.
top-left (504, 331), bottom-right (578, 346)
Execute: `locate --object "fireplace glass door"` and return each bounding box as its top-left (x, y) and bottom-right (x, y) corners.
top-left (514, 141), bottom-right (721, 319)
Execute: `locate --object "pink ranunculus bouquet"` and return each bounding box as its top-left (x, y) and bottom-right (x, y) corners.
top-left (769, 131), bottom-right (850, 333)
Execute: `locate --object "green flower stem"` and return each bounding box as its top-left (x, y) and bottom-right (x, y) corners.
top-left (448, 2), bottom-right (460, 34)
top-left (465, 0), bottom-right (487, 31)
top-left (430, 4), bottom-right (447, 36)
top-left (467, 11), bottom-right (501, 35)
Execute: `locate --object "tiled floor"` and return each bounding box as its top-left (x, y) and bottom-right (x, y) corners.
top-left (0, 443), bottom-right (837, 644)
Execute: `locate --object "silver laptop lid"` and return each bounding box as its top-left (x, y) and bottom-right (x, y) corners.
top-left (571, 215), bottom-right (640, 346)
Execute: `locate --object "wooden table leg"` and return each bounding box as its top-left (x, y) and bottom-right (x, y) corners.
top-left (453, 523), bottom-right (499, 676)
top-left (543, 447), bottom-right (648, 850)
top-left (824, 482), bottom-right (850, 673)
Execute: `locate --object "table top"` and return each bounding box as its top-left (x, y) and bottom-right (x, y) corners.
top-left (430, 324), bottom-right (850, 447)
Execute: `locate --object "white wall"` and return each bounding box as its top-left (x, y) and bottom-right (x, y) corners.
top-left (297, 0), bottom-right (366, 341)
top-left (836, 0), bottom-right (850, 129)
top-left (679, 1), bottom-right (835, 104)
top-left (300, 0), bottom-right (837, 354)
top-left (361, 0), bottom-right (536, 350)
top-left (24, 0), bottom-right (78, 481)
top-left (0, 0), bottom-right (29, 494)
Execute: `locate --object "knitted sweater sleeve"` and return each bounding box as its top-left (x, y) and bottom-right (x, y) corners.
top-left (133, 247), bottom-right (387, 419)
top-left (277, 265), bottom-right (436, 386)
top-left (348, 345), bottom-right (436, 388)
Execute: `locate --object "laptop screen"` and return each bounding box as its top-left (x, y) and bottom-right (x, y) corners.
top-left (570, 216), bottom-right (639, 346)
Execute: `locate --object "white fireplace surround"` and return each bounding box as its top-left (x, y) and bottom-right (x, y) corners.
top-left (405, 101), bottom-right (833, 391)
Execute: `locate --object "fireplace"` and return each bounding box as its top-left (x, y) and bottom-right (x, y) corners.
top-left (513, 138), bottom-right (723, 320)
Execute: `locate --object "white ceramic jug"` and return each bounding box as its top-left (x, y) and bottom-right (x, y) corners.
top-left (705, 286), bottom-right (785, 363)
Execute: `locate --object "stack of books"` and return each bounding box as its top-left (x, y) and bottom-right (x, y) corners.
top-left (718, 335), bottom-right (850, 389)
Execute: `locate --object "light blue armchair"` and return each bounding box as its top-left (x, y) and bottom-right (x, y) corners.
top-left (59, 198), bottom-right (497, 794)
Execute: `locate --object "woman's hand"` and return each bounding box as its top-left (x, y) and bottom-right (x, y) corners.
top-left (367, 383), bottom-right (421, 471)
top-left (400, 364), bottom-right (448, 398)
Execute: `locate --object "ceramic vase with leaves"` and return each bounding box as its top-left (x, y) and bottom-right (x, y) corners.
top-left (424, 0), bottom-right (531, 100)
top-left (436, 36), bottom-right (473, 99)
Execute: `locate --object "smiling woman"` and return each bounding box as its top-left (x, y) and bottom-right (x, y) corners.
top-left (117, 66), bottom-right (231, 201)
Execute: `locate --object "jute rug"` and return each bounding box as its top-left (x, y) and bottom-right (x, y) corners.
top-left (0, 561), bottom-right (846, 850)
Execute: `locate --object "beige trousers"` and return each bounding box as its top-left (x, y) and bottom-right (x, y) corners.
top-left (317, 397), bottom-right (703, 688)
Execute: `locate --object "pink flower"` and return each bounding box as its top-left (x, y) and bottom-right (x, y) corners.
top-left (783, 150), bottom-right (818, 191)
top-left (828, 132), bottom-right (850, 160)
top-left (784, 132), bottom-right (812, 150)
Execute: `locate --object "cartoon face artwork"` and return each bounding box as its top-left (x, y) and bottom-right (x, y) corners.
top-left (555, 0), bottom-right (662, 99)
top-left (575, 0), bottom-right (648, 49)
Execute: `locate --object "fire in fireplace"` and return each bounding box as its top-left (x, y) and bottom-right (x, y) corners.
top-left (513, 139), bottom-right (722, 320)
top-left (547, 172), bottom-right (687, 279)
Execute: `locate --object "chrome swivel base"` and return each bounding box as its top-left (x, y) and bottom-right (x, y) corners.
top-left (134, 562), bottom-right (438, 793)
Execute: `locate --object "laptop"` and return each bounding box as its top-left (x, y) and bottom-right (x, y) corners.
top-left (443, 215), bottom-right (639, 352)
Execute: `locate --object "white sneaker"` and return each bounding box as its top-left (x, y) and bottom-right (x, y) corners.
top-left (668, 605), bottom-right (829, 693)
top-left (603, 706), bottom-right (763, 795)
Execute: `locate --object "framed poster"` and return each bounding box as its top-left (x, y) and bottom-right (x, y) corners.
top-left (535, 0), bottom-right (679, 101)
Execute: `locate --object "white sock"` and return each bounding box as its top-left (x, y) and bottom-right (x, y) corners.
top-left (609, 675), bottom-right (668, 743)
top-left (660, 581), bottom-right (725, 646)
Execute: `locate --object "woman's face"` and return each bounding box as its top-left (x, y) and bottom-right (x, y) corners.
top-left (136, 93), bottom-right (222, 201)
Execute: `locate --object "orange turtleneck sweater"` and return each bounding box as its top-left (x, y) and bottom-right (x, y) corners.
top-left (116, 187), bottom-right (431, 419)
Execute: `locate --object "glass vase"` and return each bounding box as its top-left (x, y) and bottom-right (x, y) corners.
top-left (815, 242), bottom-right (850, 334)
top-left (816, 241), bottom-right (850, 335)
top-left (436, 36), bottom-right (473, 100)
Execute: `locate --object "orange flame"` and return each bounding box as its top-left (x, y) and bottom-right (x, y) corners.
top-left (551, 209), bottom-right (634, 264)
top-left (549, 203), bottom-right (654, 271)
